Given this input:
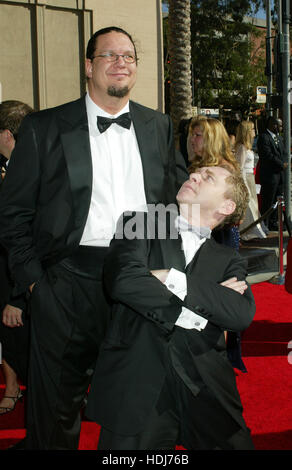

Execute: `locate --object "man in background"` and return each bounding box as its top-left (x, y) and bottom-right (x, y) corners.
top-left (257, 116), bottom-right (287, 231)
top-left (0, 101), bottom-right (33, 419)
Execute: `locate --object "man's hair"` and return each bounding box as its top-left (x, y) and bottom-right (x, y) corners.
top-left (188, 116), bottom-right (239, 172)
top-left (0, 100), bottom-right (34, 137)
top-left (218, 164), bottom-right (249, 228)
top-left (86, 26), bottom-right (138, 61)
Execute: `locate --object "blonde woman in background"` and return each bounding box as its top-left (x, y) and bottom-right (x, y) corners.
top-left (235, 121), bottom-right (267, 241)
top-left (188, 115), bottom-right (239, 171)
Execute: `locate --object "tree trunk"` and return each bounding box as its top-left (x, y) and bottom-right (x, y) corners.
top-left (168, 0), bottom-right (192, 146)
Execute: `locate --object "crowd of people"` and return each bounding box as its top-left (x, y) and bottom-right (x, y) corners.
top-left (0, 25), bottom-right (287, 451)
top-left (182, 113), bottom-right (287, 241)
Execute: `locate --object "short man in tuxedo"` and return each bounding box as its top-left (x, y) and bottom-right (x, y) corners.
top-left (0, 27), bottom-right (186, 449)
top-left (257, 116), bottom-right (287, 230)
top-left (86, 165), bottom-right (255, 450)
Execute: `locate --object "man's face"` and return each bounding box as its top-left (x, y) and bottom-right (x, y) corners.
top-left (269, 119), bottom-right (279, 134)
top-left (0, 130), bottom-right (6, 155)
top-left (189, 125), bottom-right (204, 156)
top-left (0, 129), bottom-right (14, 160)
top-left (85, 31), bottom-right (137, 101)
top-left (177, 166), bottom-right (231, 215)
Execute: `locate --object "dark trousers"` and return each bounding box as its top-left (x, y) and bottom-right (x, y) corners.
top-left (25, 247), bottom-right (111, 450)
top-left (260, 174), bottom-right (283, 228)
top-left (98, 357), bottom-right (254, 451)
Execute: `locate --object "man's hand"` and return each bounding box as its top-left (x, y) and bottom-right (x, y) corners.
top-left (2, 304), bottom-right (23, 328)
top-left (220, 277), bottom-right (247, 295)
top-left (150, 269), bottom-right (170, 283)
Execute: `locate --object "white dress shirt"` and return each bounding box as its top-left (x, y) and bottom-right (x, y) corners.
top-left (80, 93), bottom-right (147, 247)
top-left (164, 215), bottom-right (210, 331)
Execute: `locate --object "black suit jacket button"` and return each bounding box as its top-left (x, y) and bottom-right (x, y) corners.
top-left (196, 307), bottom-right (204, 314)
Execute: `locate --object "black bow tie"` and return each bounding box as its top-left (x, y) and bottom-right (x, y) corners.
top-left (96, 112), bottom-right (131, 134)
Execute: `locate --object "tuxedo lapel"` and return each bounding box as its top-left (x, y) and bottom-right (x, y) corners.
top-left (185, 238), bottom-right (216, 276)
top-left (130, 101), bottom-right (164, 204)
top-left (59, 97), bottom-right (92, 244)
top-left (267, 131), bottom-right (281, 155)
top-left (148, 213), bottom-right (185, 271)
top-left (159, 236), bottom-right (185, 272)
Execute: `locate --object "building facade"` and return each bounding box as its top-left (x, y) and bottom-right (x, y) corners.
top-left (0, 0), bottom-right (164, 111)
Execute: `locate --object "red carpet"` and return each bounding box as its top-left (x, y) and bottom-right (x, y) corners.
top-left (235, 282), bottom-right (292, 450)
top-left (0, 282), bottom-right (291, 450)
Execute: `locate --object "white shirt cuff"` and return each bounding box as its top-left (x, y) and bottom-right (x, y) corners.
top-left (164, 268), bottom-right (208, 331)
top-left (164, 268), bottom-right (187, 300)
top-left (175, 307), bottom-right (208, 331)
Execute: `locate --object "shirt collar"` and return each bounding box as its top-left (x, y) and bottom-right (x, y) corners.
top-left (85, 93), bottom-right (130, 136)
top-left (175, 215), bottom-right (211, 239)
top-left (86, 92), bottom-right (129, 119)
top-left (267, 129), bottom-right (277, 139)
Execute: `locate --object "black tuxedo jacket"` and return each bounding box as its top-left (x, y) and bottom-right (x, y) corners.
top-left (86, 212), bottom-right (256, 437)
top-left (0, 245), bottom-right (26, 312)
top-left (0, 166), bottom-right (27, 311)
top-left (0, 97), bottom-right (187, 295)
top-left (257, 130), bottom-right (286, 182)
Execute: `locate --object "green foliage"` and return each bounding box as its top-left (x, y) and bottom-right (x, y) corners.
top-left (163, 0), bottom-right (267, 115)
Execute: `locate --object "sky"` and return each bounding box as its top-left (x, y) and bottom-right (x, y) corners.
top-left (162, 2), bottom-right (274, 19)
top-left (256, 7), bottom-right (266, 19)
top-left (255, 1), bottom-right (276, 19)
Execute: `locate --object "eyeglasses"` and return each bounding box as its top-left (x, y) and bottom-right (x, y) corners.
top-left (91, 52), bottom-right (137, 64)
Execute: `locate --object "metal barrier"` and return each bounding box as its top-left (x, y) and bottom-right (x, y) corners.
top-left (270, 196), bottom-right (285, 285)
top-left (239, 196), bottom-right (291, 285)
top-left (239, 203), bottom-right (277, 236)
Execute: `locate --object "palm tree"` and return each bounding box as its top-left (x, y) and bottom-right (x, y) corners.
top-left (168, 0), bottom-right (192, 146)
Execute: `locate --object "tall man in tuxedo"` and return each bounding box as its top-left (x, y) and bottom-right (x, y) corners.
top-left (257, 116), bottom-right (287, 230)
top-left (86, 165), bottom-right (255, 450)
top-left (0, 26), bottom-right (186, 449)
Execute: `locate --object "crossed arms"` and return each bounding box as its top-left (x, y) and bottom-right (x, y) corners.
top-left (104, 218), bottom-right (255, 334)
